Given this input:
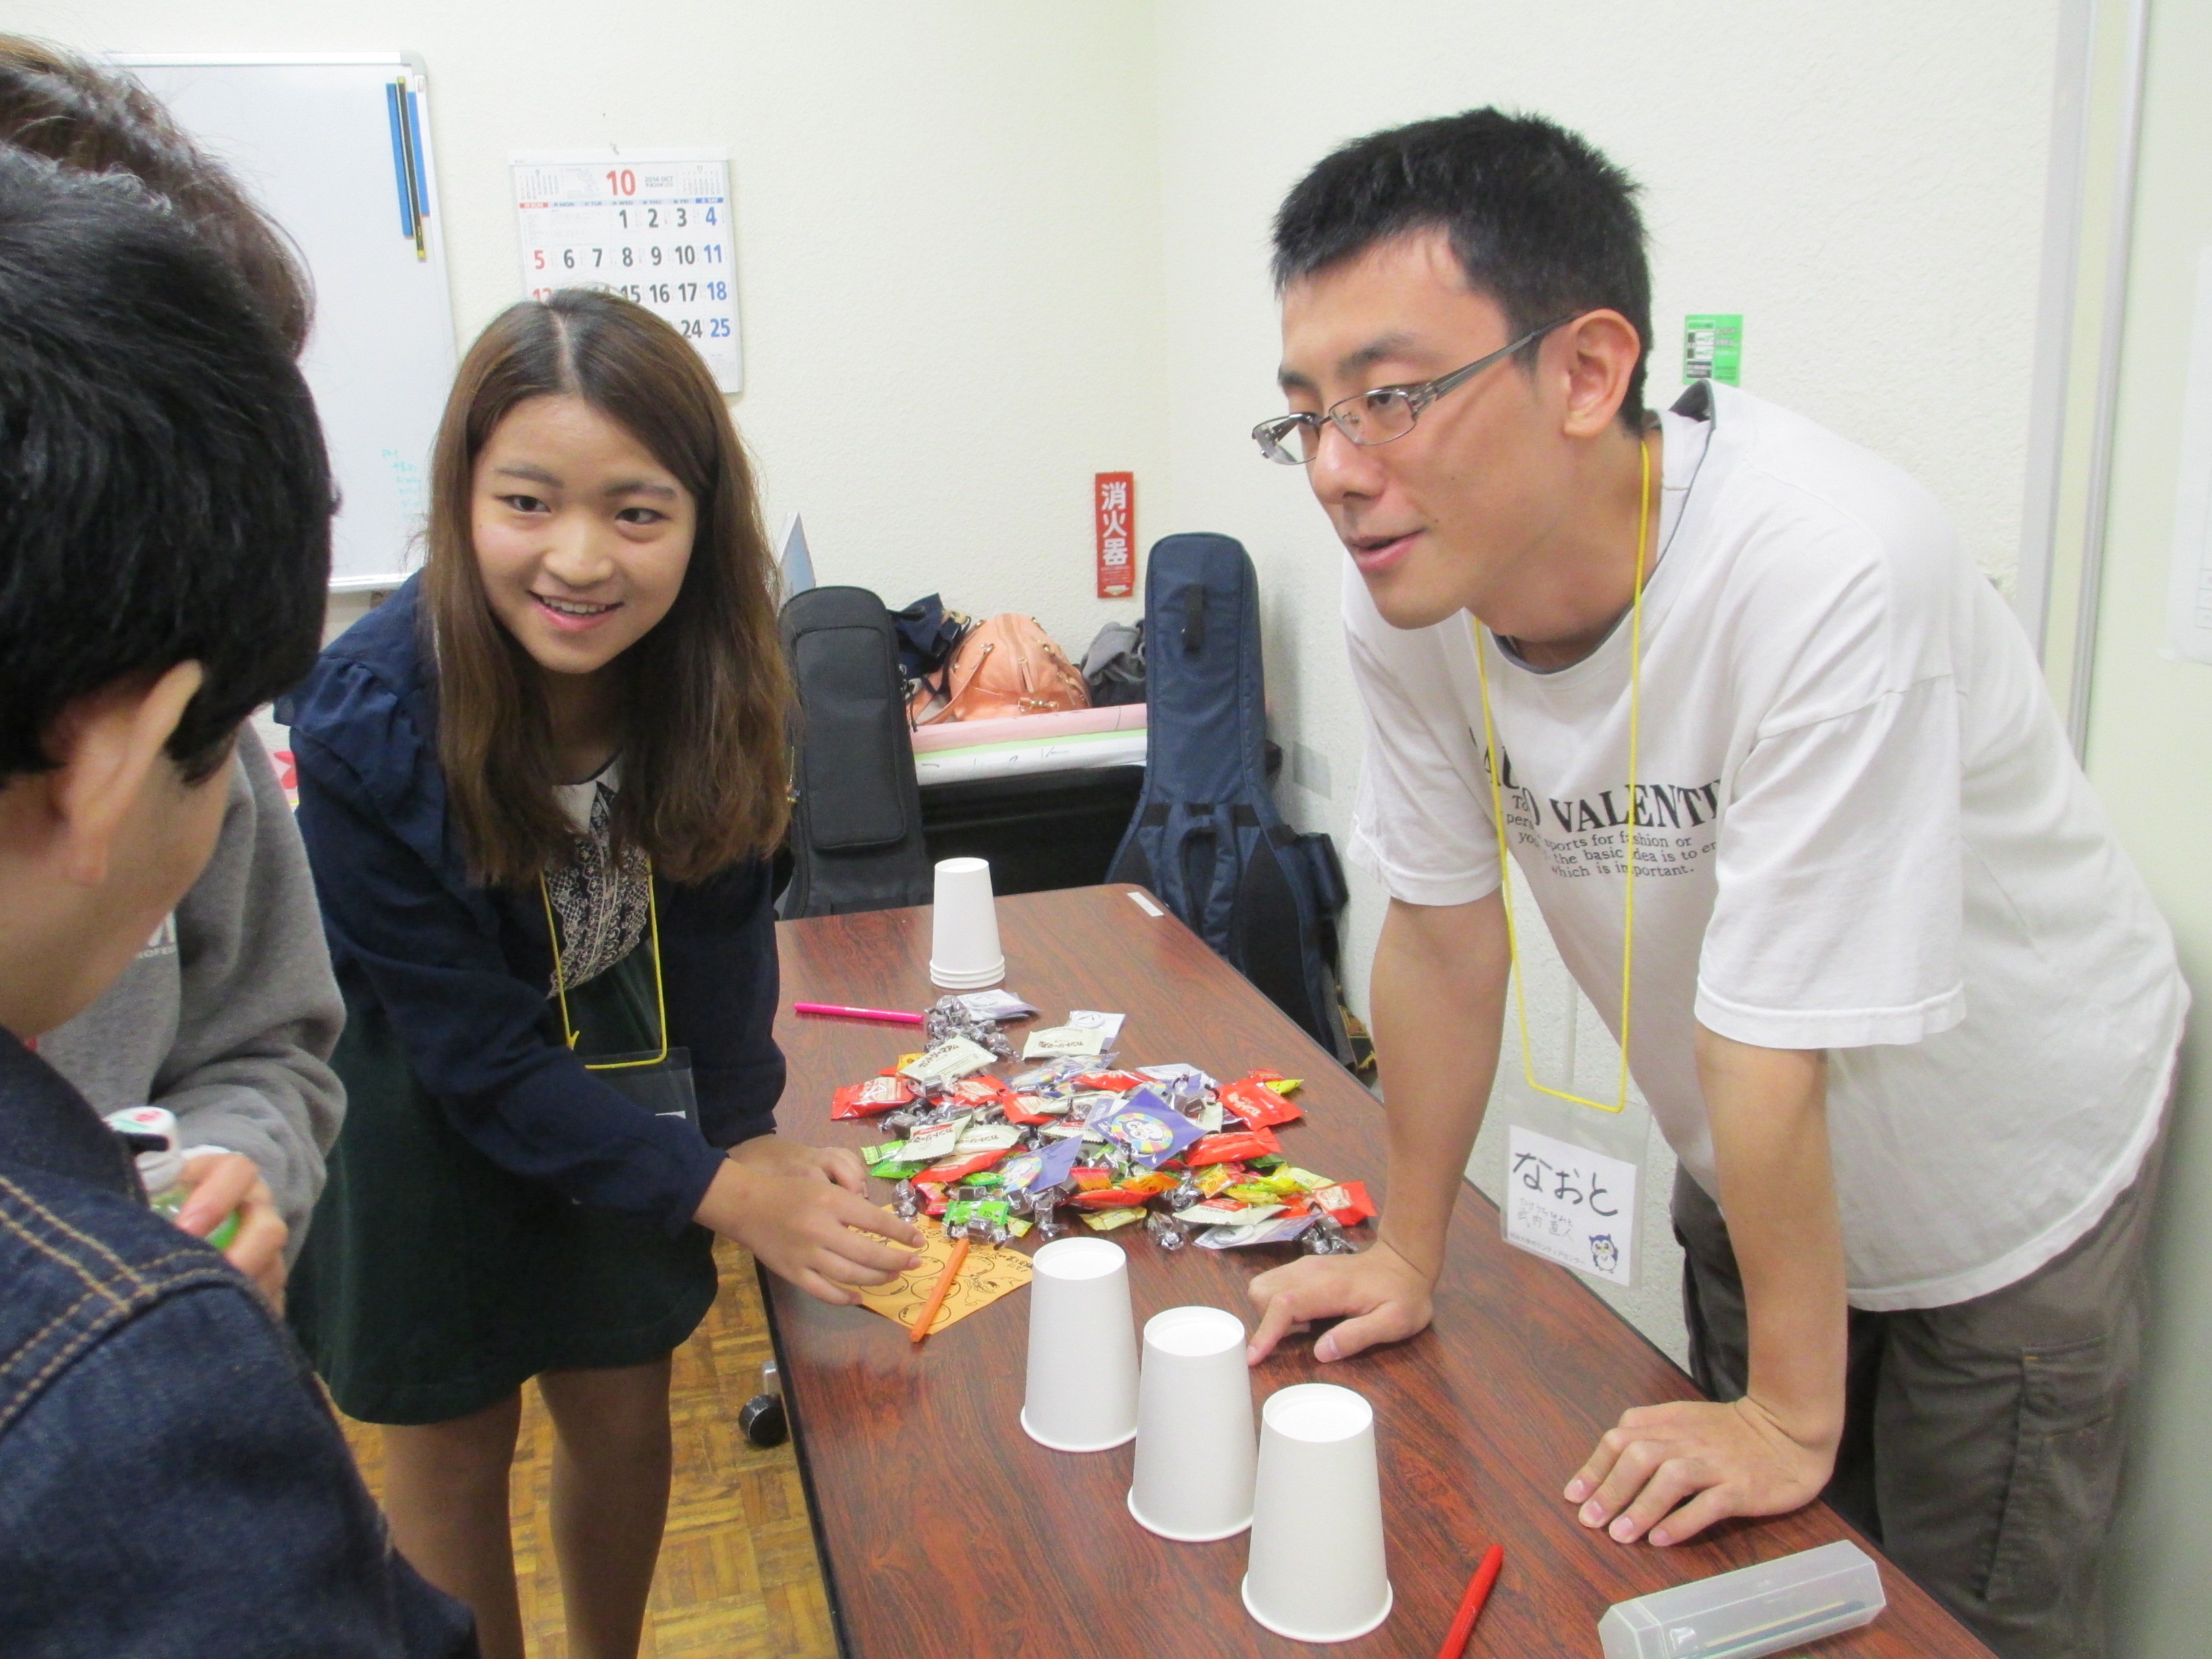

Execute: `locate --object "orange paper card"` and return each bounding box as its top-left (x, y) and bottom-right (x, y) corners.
top-left (857, 1218), bottom-right (1033, 1336)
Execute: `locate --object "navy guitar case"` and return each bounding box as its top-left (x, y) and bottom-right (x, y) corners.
top-left (1108, 534), bottom-right (1353, 1065)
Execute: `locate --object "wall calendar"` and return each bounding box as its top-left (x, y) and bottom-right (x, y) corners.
top-left (510, 148), bottom-right (741, 394)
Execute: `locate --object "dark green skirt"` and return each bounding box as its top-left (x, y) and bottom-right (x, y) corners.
top-left (289, 949), bottom-right (717, 1425)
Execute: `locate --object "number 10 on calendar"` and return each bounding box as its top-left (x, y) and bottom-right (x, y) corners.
top-left (509, 148), bottom-right (743, 394)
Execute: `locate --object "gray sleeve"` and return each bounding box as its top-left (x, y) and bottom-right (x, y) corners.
top-left (156, 724), bottom-right (346, 1252)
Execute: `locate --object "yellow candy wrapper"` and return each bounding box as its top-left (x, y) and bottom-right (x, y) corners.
top-left (1195, 1164), bottom-right (1242, 1197)
top-left (1081, 1206), bottom-right (1147, 1232)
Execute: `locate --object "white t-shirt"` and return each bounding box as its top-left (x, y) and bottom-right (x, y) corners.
top-left (1345, 383), bottom-right (2184, 1311)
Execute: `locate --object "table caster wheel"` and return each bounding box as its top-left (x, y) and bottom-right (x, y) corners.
top-left (739, 1392), bottom-right (787, 1448)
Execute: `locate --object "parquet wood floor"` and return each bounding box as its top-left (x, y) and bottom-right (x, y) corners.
top-left (337, 1239), bottom-right (838, 1659)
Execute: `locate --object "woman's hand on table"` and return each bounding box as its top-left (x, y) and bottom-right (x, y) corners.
top-left (695, 1148), bottom-right (923, 1307)
top-left (1244, 1240), bottom-right (1435, 1365)
top-left (726, 1132), bottom-right (868, 1193)
top-left (1563, 1394), bottom-right (1838, 1547)
top-left (174, 1151), bottom-right (288, 1307)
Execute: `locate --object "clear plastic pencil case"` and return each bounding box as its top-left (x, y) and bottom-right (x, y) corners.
top-left (1598, 1540), bottom-right (1885, 1659)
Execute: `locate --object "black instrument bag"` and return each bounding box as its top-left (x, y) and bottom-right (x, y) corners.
top-left (777, 586), bottom-right (934, 918)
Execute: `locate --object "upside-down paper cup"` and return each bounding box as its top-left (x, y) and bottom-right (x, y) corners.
top-left (1019, 1237), bottom-right (1138, 1452)
top-left (1241, 1382), bottom-right (1393, 1643)
top-left (928, 856), bottom-right (1006, 989)
top-left (1128, 1305), bottom-right (1256, 1541)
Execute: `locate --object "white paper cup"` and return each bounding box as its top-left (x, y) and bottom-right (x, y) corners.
top-left (1127, 1305), bottom-right (1256, 1541)
top-left (928, 856), bottom-right (1006, 989)
top-left (1019, 1237), bottom-right (1138, 1452)
top-left (1241, 1382), bottom-right (1393, 1643)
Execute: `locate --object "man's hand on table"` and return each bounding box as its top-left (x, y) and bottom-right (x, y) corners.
top-left (697, 1136), bottom-right (923, 1306)
top-left (1562, 1029), bottom-right (1843, 1547)
top-left (1243, 895), bottom-right (1503, 1368)
top-left (173, 1151), bottom-right (287, 1306)
top-left (1564, 1393), bottom-right (1838, 1547)
top-left (1244, 1240), bottom-right (1435, 1364)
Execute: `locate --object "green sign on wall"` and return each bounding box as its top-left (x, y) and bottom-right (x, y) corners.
top-left (1684, 314), bottom-right (1743, 385)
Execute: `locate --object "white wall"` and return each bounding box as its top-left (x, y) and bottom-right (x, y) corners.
top-left (2075, 2), bottom-right (2212, 1652)
top-left (7, 0), bottom-right (1167, 659)
top-left (1149, 0), bottom-right (2063, 1351)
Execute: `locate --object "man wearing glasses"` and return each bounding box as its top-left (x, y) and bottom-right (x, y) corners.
top-left (1240, 109), bottom-right (2177, 1659)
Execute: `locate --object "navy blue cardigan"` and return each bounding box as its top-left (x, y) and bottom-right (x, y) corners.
top-left (283, 577), bottom-right (783, 1235)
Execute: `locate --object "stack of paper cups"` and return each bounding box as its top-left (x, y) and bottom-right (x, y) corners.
top-left (1128, 1306), bottom-right (1256, 1541)
top-left (928, 857), bottom-right (1006, 990)
top-left (1019, 1237), bottom-right (1138, 1452)
top-left (1242, 1383), bottom-right (1393, 1643)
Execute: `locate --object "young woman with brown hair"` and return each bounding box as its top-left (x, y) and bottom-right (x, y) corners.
top-left (284, 289), bottom-right (924, 1659)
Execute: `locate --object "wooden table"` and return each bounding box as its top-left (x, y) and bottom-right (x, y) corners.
top-left (766, 885), bottom-right (1994, 1658)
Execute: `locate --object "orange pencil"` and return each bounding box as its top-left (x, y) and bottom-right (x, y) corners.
top-left (1435, 1542), bottom-right (1504, 1658)
top-left (909, 1237), bottom-right (970, 1345)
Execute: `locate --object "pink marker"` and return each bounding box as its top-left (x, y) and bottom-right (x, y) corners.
top-left (793, 1002), bottom-right (924, 1025)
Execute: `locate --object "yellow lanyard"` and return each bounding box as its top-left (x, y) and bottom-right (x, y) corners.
top-left (539, 857), bottom-right (671, 1071)
top-left (1471, 434), bottom-right (1652, 1115)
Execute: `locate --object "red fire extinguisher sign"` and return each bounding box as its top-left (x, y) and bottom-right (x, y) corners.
top-left (1095, 472), bottom-right (1135, 598)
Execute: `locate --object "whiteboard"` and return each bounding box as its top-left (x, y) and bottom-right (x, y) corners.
top-left (119, 54), bottom-right (457, 591)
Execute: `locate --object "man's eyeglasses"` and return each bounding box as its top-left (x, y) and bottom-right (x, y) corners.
top-left (1251, 317), bottom-right (1572, 466)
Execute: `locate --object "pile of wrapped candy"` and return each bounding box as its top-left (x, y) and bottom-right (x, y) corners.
top-left (830, 1005), bottom-right (1376, 1258)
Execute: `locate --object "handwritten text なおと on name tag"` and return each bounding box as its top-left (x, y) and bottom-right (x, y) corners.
top-left (1502, 1124), bottom-right (1638, 1288)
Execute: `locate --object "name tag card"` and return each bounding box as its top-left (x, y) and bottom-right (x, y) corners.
top-left (510, 148), bottom-right (742, 392)
top-left (1502, 1124), bottom-right (1638, 1288)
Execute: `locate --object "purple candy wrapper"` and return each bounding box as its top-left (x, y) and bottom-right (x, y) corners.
top-left (999, 1134), bottom-right (1085, 1194)
top-left (1094, 1087), bottom-right (1204, 1170)
top-left (1193, 1214), bottom-right (1317, 1250)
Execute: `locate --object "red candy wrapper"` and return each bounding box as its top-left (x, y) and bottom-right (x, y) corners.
top-left (950, 1076), bottom-right (1016, 1109)
top-left (914, 1148), bottom-right (1012, 1186)
top-left (1314, 1181), bottom-right (1376, 1225)
top-left (915, 1180), bottom-right (949, 1217)
top-left (1073, 1071), bottom-right (1149, 1092)
top-left (1069, 1166), bottom-right (1115, 1191)
top-left (831, 1076), bottom-right (916, 1120)
top-left (1219, 1076), bottom-right (1303, 1129)
top-left (1071, 1188), bottom-right (1149, 1210)
top-left (1185, 1126), bottom-right (1284, 1166)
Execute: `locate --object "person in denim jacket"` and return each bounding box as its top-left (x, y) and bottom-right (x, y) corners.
top-left (0, 155), bottom-right (472, 1655)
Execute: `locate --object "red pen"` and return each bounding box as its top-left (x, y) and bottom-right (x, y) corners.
top-left (1435, 1543), bottom-right (1504, 1658)
top-left (793, 1002), bottom-right (924, 1025)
